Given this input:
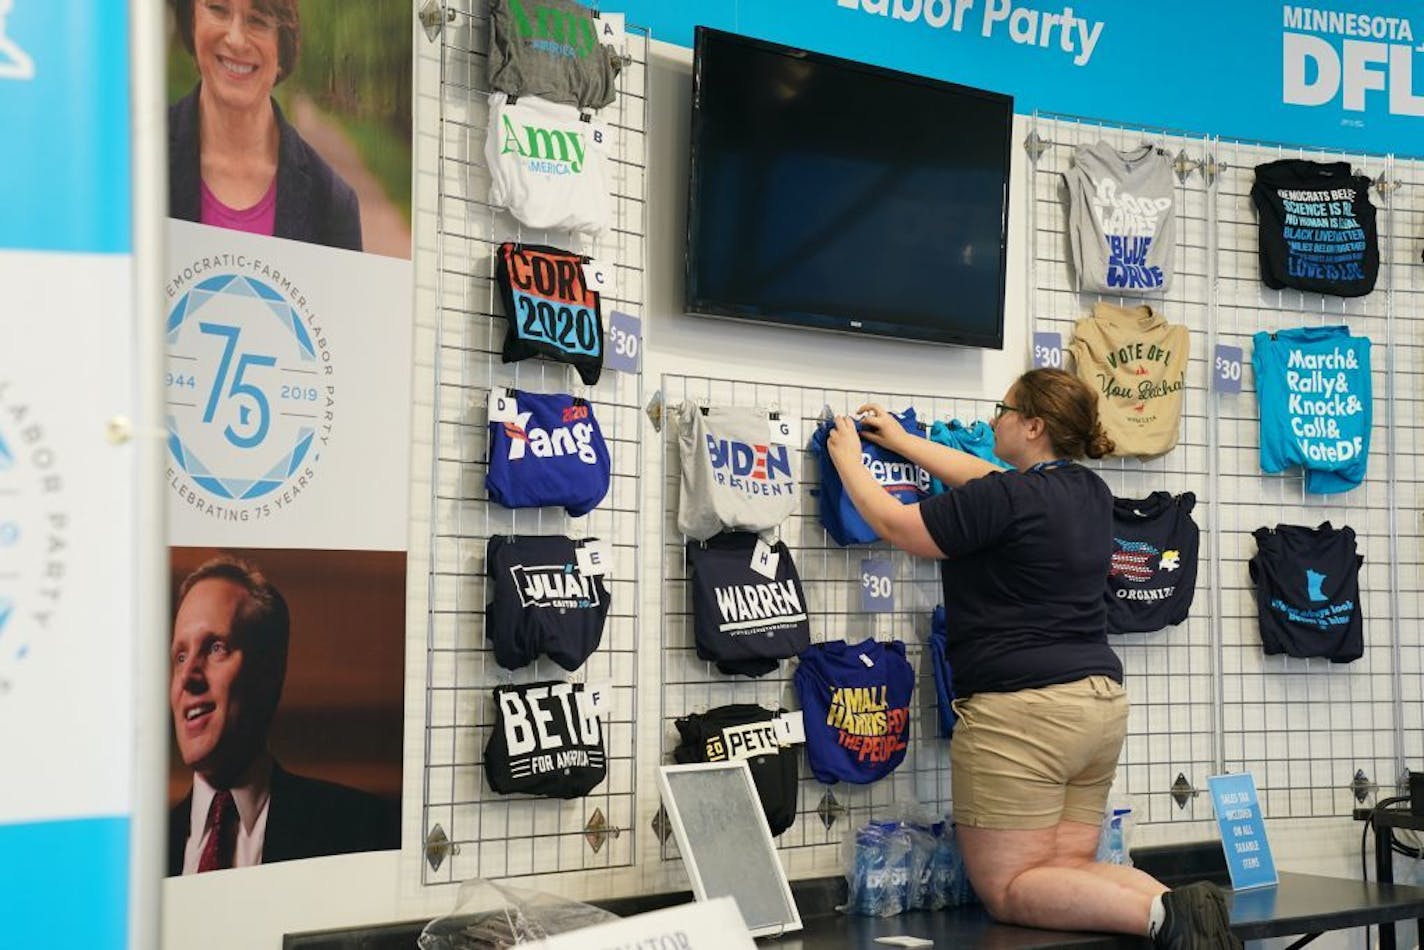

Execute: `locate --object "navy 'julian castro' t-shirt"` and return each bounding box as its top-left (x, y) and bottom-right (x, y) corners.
top-left (917, 463), bottom-right (1122, 698)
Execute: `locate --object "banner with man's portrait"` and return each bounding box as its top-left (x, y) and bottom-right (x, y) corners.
top-left (161, 0), bottom-right (413, 878)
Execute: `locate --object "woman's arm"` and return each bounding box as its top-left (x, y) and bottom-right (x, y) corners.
top-left (826, 415), bottom-right (945, 559)
top-left (855, 404), bottom-right (1002, 488)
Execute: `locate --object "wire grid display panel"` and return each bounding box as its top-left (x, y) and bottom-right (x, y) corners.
top-left (421, 3), bottom-right (649, 885)
top-left (1212, 139), bottom-right (1400, 818)
top-left (1029, 111), bottom-right (1409, 822)
top-left (1026, 116), bottom-right (1220, 828)
top-left (657, 374), bottom-right (1005, 871)
top-left (1386, 157), bottom-right (1424, 776)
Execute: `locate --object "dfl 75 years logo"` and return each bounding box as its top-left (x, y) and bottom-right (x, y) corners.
top-left (0, 380), bottom-right (69, 695)
top-left (165, 269), bottom-right (337, 522)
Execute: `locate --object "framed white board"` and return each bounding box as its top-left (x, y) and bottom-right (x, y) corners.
top-left (657, 761), bottom-right (802, 938)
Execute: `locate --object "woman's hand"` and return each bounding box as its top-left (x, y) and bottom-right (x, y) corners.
top-left (854, 404), bottom-right (906, 451)
top-left (826, 415), bottom-right (865, 475)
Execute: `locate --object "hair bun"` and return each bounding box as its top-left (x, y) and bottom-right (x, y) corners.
top-left (1085, 424), bottom-right (1115, 460)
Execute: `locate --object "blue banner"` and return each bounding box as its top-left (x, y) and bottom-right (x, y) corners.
top-left (0, 0), bottom-right (131, 252)
top-left (0, 817), bottom-right (130, 944)
top-left (625, 0), bottom-right (1424, 157)
top-left (0, 3), bottom-right (135, 948)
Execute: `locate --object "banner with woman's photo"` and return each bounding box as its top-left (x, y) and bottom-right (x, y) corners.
top-left (161, 0), bottom-right (413, 880)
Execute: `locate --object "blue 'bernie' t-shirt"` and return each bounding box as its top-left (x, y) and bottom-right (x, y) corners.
top-left (811, 408), bottom-right (930, 546)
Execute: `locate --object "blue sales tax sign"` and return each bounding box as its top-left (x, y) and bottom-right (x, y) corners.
top-left (1207, 773), bottom-right (1279, 890)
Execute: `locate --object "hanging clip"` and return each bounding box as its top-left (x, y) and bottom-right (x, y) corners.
top-left (644, 389), bottom-right (665, 432)
top-left (1172, 148), bottom-right (1201, 184)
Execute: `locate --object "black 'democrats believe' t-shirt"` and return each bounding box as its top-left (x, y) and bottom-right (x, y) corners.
top-left (917, 464), bottom-right (1122, 698)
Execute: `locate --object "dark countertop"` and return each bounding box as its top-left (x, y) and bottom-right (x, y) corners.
top-left (753, 873), bottom-right (1424, 949)
top-left (287, 862), bottom-right (1424, 949)
top-left (1227, 872), bottom-right (1424, 941)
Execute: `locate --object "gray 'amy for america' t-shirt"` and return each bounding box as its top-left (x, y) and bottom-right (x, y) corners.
top-left (488, 0), bottom-right (620, 111)
top-left (1065, 141), bottom-right (1176, 294)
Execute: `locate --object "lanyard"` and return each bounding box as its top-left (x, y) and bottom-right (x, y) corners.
top-left (1026, 459), bottom-right (1071, 474)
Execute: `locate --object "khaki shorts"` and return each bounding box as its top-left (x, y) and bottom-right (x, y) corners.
top-left (950, 675), bottom-right (1128, 830)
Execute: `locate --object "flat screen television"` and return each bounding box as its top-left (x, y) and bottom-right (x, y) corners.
top-left (685, 27), bottom-right (1013, 350)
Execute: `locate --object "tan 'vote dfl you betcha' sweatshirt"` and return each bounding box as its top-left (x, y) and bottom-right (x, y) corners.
top-left (1068, 302), bottom-right (1190, 459)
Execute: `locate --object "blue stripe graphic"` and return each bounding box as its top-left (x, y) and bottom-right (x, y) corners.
top-left (621, 0), bottom-right (1424, 158)
top-left (0, 0), bottom-right (131, 252)
top-left (0, 816), bottom-right (130, 946)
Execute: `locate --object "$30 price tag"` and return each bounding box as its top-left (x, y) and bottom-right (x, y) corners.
top-left (1033, 331), bottom-right (1064, 369)
top-left (860, 558), bottom-right (894, 613)
top-left (604, 310), bottom-right (641, 374)
top-left (1214, 344), bottom-right (1243, 394)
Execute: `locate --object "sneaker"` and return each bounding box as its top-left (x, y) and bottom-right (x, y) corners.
top-left (1153, 881), bottom-right (1243, 950)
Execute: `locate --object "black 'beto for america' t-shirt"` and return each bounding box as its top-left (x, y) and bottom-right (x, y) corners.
top-left (918, 464), bottom-right (1122, 698)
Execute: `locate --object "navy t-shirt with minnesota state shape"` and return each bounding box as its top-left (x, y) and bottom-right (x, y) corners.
top-left (917, 463), bottom-right (1122, 698)
top-left (1249, 521), bottom-right (1363, 663)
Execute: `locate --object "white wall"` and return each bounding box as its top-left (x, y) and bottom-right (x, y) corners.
top-left (159, 26), bottom-right (1405, 950)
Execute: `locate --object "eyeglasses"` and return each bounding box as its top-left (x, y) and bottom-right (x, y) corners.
top-left (199, 1), bottom-right (277, 36)
top-left (993, 401), bottom-right (1022, 420)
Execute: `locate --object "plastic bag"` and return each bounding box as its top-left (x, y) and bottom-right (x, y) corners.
top-left (903, 821), bottom-right (937, 911)
top-left (936, 823), bottom-right (978, 907)
top-left (841, 808), bottom-right (980, 916)
top-left (1095, 799), bottom-right (1135, 866)
top-left (418, 878), bottom-right (620, 949)
top-left (840, 819), bottom-right (912, 917)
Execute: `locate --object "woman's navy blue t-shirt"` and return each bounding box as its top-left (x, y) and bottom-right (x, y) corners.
top-left (918, 463), bottom-right (1122, 698)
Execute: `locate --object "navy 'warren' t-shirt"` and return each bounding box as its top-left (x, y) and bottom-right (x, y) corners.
top-left (918, 463), bottom-right (1122, 698)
